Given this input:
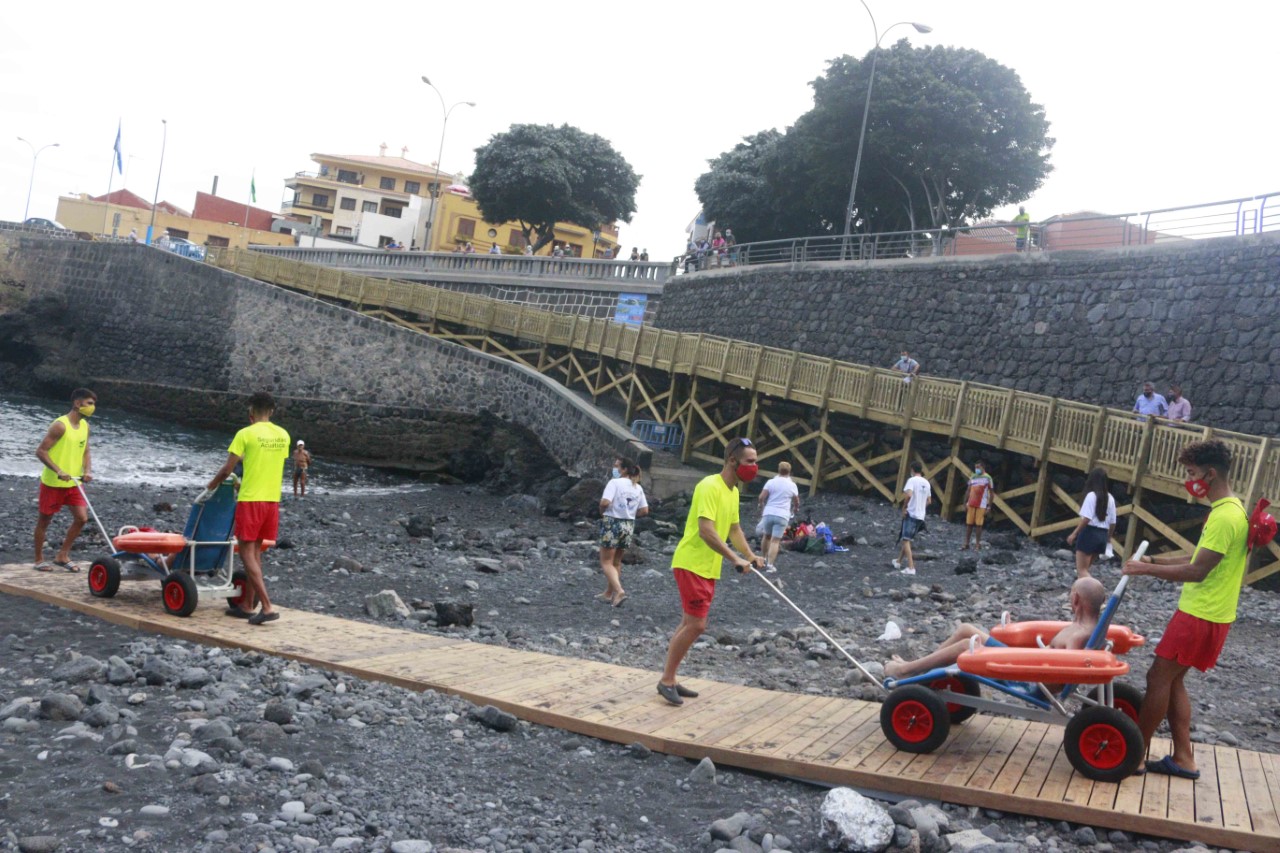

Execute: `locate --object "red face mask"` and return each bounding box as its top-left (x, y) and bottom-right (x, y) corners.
top-left (735, 463), bottom-right (759, 483)
top-left (1184, 478), bottom-right (1210, 499)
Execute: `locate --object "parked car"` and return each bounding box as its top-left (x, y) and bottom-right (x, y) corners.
top-left (24, 217), bottom-right (67, 230)
top-left (163, 237), bottom-right (207, 261)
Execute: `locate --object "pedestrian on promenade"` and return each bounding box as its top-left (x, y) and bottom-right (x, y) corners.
top-left (757, 461), bottom-right (800, 573)
top-left (291, 440), bottom-right (312, 498)
top-left (1013, 206), bottom-right (1031, 251)
top-left (1166, 383), bottom-right (1192, 422)
top-left (893, 461), bottom-right (931, 575)
top-left (658, 437), bottom-right (765, 705)
top-left (1065, 467), bottom-right (1116, 579)
top-left (961, 459), bottom-right (994, 551)
top-left (629, 247), bottom-right (640, 261)
top-left (596, 456), bottom-right (648, 607)
top-left (1133, 381), bottom-right (1167, 420)
top-left (1124, 439), bottom-right (1249, 780)
top-left (892, 350), bottom-right (920, 382)
top-left (711, 231), bottom-right (727, 267)
top-left (640, 249), bottom-right (649, 262)
top-left (33, 388), bottom-right (97, 572)
top-left (724, 229), bottom-right (737, 266)
top-left (205, 392), bottom-right (290, 625)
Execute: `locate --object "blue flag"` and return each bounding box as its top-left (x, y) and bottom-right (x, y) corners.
top-left (113, 122), bottom-right (123, 175)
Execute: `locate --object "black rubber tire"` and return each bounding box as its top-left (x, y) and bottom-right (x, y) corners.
top-left (881, 685), bottom-right (951, 754)
top-left (1064, 705), bottom-right (1144, 782)
top-left (162, 572), bottom-right (199, 617)
top-left (928, 675), bottom-right (982, 724)
top-left (1091, 682), bottom-right (1144, 724)
top-left (229, 570), bottom-right (250, 610)
top-left (88, 556), bottom-right (121, 598)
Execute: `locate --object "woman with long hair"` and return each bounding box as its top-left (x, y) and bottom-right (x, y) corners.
top-left (1066, 467), bottom-right (1117, 578)
top-left (597, 457), bottom-right (649, 606)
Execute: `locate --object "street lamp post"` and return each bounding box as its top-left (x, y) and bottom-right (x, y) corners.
top-left (420, 76), bottom-right (475, 254)
top-left (17, 137), bottom-right (60, 221)
top-left (147, 119), bottom-right (168, 245)
top-left (840, 3), bottom-right (931, 240)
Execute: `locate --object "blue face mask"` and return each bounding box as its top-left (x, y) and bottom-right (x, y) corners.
top-left (611, 467), bottom-right (621, 479)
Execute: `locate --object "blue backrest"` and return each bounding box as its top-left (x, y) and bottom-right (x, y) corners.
top-left (169, 482), bottom-right (236, 573)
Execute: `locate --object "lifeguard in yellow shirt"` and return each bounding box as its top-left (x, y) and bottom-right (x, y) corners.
top-left (33, 388), bottom-right (97, 572)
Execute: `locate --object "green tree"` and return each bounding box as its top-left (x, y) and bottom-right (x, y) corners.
top-left (470, 124), bottom-right (640, 252)
top-left (696, 42), bottom-right (1054, 241)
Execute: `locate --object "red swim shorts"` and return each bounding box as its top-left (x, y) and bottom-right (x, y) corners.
top-left (235, 502), bottom-right (280, 544)
top-left (1154, 609), bottom-right (1231, 672)
top-left (673, 568), bottom-right (716, 618)
top-left (38, 483), bottom-right (87, 516)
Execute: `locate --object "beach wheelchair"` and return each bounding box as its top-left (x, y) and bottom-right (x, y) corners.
top-left (880, 543), bottom-right (1149, 782)
top-left (86, 481), bottom-right (254, 617)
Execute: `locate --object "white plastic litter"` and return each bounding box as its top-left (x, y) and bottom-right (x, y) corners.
top-left (877, 621), bottom-right (902, 641)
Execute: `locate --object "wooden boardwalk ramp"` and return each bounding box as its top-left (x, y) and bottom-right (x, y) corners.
top-left (3, 563), bottom-right (1278, 852)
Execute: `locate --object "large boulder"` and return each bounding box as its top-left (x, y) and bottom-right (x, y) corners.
top-left (545, 478), bottom-right (606, 520)
top-left (364, 590), bottom-right (411, 620)
top-left (819, 788), bottom-right (895, 852)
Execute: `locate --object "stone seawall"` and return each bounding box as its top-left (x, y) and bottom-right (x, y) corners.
top-left (0, 235), bottom-right (648, 478)
top-left (655, 234), bottom-right (1280, 436)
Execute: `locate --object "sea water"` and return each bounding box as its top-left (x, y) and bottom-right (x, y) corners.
top-left (0, 391), bottom-right (427, 497)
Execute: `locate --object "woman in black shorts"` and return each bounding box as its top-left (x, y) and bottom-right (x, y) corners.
top-left (1066, 467), bottom-right (1116, 579)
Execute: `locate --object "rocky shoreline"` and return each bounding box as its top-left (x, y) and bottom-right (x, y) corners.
top-left (2, 471), bottom-right (1275, 853)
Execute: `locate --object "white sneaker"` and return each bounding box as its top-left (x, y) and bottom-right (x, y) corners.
top-left (891, 559), bottom-right (901, 570)
top-left (900, 567), bottom-right (916, 575)
top-left (765, 564), bottom-right (777, 574)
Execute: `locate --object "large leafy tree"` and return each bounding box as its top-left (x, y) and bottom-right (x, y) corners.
top-left (697, 43), bottom-right (1053, 241)
top-left (471, 124), bottom-right (640, 252)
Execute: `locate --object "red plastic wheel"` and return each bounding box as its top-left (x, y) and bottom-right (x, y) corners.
top-left (890, 699), bottom-right (935, 743)
top-left (928, 675), bottom-right (981, 722)
top-left (162, 572), bottom-right (198, 617)
top-left (1064, 705), bottom-right (1143, 781)
top-left (165, 582), bottom-right (185, 611)
top-left (1076, 722), bottom-right (1127, 770)
top-left (87, 556), bottom-right (120, 598)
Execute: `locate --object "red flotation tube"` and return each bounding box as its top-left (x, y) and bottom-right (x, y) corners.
top-left (957, 646), bottom-right (1129, 684)
top-left (989, 621), bottom-right (1145, 655)
top-left (113, 531), bottom-right (188, 554)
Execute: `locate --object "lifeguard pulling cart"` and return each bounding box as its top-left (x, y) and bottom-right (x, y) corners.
top-left (880, 542), bottom-right (1150, 781)
top-left (84, 480), bottom-right (254, 617)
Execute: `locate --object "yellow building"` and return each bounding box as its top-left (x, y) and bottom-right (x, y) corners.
top-left (55, 189), bottom-right (293, 250)
top-left (282, 147), bottom-right (621, 257)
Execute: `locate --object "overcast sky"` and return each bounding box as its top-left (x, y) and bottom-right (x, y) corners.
top-left (4, 2), bottom-right (1277, 257)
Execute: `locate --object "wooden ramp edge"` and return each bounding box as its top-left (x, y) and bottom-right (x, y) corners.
top-left (3, 564), bottom-right (1278, 852)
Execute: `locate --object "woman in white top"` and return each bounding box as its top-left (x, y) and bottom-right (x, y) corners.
top-left (597, 456), bottom-right (649, 607)
top-left (1066, 467), bottom-right (1117, 579)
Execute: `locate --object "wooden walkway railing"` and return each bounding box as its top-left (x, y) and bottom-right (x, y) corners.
top-left (4, 565), bottom-right (1279, 852)
top-left (209, 248), bottom-right (1280, 580)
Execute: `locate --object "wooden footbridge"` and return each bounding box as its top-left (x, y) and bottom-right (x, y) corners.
top-left (209, 249), bottom-right (1280, 582)
top-left (4, 564), bottom-right (1280, 851)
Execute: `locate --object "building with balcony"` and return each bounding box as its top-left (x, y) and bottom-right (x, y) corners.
top-left (55, 189), bottom-right (293, 250)
top-left (281, 146), bottom-right (621, 256)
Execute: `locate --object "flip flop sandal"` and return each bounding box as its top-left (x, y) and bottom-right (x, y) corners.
top-left (53, 560), bottom-right (81, 573)
top-left (34, 561), bottom-right (54, 572)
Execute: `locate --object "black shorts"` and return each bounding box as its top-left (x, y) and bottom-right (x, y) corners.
top-left (1075, 525), bottom-right (1109, 556)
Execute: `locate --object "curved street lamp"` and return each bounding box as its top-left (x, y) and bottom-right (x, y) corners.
top-left (17, 137), bottom-right (60, 222)
top-left (841, 3), bottom-right (931, 239)
top-left (421, 76), bottom-right (475, 253)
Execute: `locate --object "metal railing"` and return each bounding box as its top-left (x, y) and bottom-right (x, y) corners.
top-left (251, 246), bottom-right (673, 285)
top-left (689, 192), bottom-right (1280, 269)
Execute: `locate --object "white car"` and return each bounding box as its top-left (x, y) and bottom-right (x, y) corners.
top-left (162, 237), bottom-right (207, 261)
top-left (24, 217), bottom-right (67, 230)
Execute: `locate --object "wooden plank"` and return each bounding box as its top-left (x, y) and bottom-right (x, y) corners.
top-left (1140, 737), bottom-right (1171, 820)
top-left (764, 699), bottom-right (866, 759)
top-left (944, 717), bottom-right (1016, 788)
top-left (991, 722), bottom-right (1052, 795)
top-left (967, 719), bottom-right (1032, 791)
top-left (1258, 752), bottom-right (1280, 836)
top-left (1239, 750), bottom-right (1280, 836)
top-left (1112, 766), bottom-right (1146, 816)
top-left (1218, 745), bottom-right (1253, 832)
top-left (1191, 741), bottom-right (1224, 830)
top-left (1035, 738), bottom-right (1078, 803)
top-left (912, 715), bottom-right (996, 783)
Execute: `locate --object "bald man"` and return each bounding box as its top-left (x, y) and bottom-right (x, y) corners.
top-left (884, 577), bottom-right (1107, 681)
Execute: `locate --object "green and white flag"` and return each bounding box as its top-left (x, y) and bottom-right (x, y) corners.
top-left (250, 172), bottom-right (257, 204)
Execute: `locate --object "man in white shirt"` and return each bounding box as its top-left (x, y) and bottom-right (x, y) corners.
top-left (892, 350), bottom-right (920, 383)
top-left (757, 462), bottom-right (800, 573)
top-left (894, 461), bottom-right (932, 575)
top-left (1166, 384), bottom-right (1192, 422)
top-left (1133, 381), bottom-right (1167, 420)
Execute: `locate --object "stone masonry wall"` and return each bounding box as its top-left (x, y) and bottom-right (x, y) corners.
top-left (655, 234), bottom-right (1280, 436)
top-left (0, 235), bottom-right (648, 476)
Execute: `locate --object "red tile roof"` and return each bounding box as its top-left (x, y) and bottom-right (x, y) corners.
top-left (191, 191), bottom-right (276, 230)
top-left (91, 189), bottom-right (151, 210)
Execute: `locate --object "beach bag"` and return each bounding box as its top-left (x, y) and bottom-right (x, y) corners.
top-left (1249, 498), bottom-right (1277, 550)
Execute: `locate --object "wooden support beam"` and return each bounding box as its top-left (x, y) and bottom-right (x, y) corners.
top-left (949, 382), bottom-right (969, 441)
top-left (1029, 462), bottom-right (1054, 541)
top-left (821, 434), bottom-right (897, 503)
top-left (810, 408), bottom-right (831, 497)
top-left (681, 377), bottom-right (699, 464)
top-left (1123, 418), bottom-right (1157, 558)
top-left (1086, 409), bottom-right (1109, 471)
top-left (1132, 504), bottom-right (1198, 553)
top-left (941, 440), bottom-right (962, 522)
top-left (995, 387), bottom-right (1016, 448)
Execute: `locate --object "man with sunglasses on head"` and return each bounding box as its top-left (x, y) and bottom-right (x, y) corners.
top-left (657, 437), bottom-right (766, 706)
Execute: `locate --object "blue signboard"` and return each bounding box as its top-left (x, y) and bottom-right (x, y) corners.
top-left (614, 293), bottom-right (647, 326)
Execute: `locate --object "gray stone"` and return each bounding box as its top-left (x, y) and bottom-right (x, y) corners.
top-left (472, 557), bottom-right (504, 574)
top-left (52, 655), bottom-right (105, 683)
top-left (729, 836), bottom-right (764, 853)
top-left (331, 556), bottom-right (365, 573)
top-left (887, 805), bottom-right (915, 828)
top-left (689, 756), bottom-right (717, 784)
top-left (819, 787), bottom-right (894, 851)
top-left (138, 804), bottom-right (170, 817)
top-left (178, 667), bottom-right (213, 689)
top-left (17, 837), bottom-right (61, 853)
top-left (39, 693), bottom-right (84, 721)
top-left (80, 703), bottom-right (120, 728)
top-left (389, 842), bottom-right (434, 853)
top-left (194, 719), bottom-right (235, 742)
top-left (434, 601), bottom-right (474, 627)
top-left (469, 705), bottom-right (518, 732)
top-left (106, 655), bottom-right (136, 685)
top-left (404, 514), bottom-right (434, 538)
top-left (287, 675), bottom-right (330, 699)
top-left (710, 812), bottom-right (750, 840)
top-left (263, 702), bottom-right (294, 725)
top-left (365, 589), bottom-right (411, 619)
top-left (1072, 826), bottom-right (1097, 846)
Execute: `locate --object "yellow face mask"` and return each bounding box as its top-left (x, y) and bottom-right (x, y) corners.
top-left (77, 403), bottom-right (96, 417)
